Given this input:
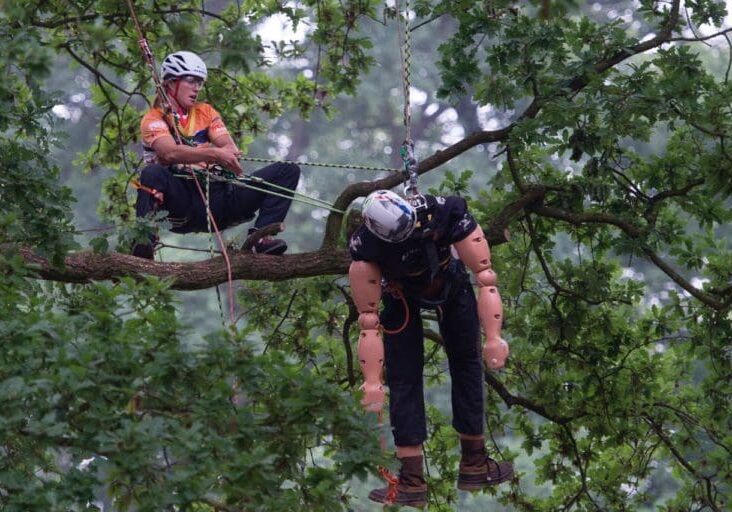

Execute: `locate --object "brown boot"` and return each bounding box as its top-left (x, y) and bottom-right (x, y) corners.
top-left (368, 456), bottom-right (427, 508)
top-left (458, 438), bottom-right (514, 491)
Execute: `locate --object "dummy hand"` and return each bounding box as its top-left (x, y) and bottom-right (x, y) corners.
top-left (483, 336), bottom-right (509, 370)
top-left (215, 146), bottom-right (243, 174)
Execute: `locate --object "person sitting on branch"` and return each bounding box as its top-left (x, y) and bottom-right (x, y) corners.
top-left (348, 189), bottom-right (514, 508)
top-left (132, 50), bottom-right (300, 259)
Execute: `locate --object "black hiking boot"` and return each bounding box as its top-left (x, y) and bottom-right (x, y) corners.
top-left (457, 438), bottom-right (514, 490)
top-left (368, 456), bottom-right (427, 509)
top-left (252, 235), bottom-right (287, 255)
top-left (131, 235), bottom-right (158, 260)
top-left (245, 227), bottom-right (287, 255)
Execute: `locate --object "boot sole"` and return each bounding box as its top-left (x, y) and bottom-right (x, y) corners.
top-left (368, 497), bottom-right (426, 509)
top-left (368, 491), bottom-right (427, 509)
top-left (457, 467), bottom-right (514, 491)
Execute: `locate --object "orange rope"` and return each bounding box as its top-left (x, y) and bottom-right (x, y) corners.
top-left (378, 466), bottom-right (399, 505)
top-left (376, 410), bottom-right (399, 506)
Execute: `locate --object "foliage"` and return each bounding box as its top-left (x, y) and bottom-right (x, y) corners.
top-left (0, 273), bottom-right (377, 511)
top-left (1, 0), bottom-right (731, 510)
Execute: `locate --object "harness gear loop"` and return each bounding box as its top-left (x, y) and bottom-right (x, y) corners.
top-left (381, 283), bottom-right (410, 335)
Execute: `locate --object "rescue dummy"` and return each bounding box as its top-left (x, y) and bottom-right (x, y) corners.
top-left (349, 189), bottom-right (513, 508)
top-left (132, 51), bottom-right (300, 259)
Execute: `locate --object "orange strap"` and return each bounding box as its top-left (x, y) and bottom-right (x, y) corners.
top-left (375, 410), bottom-right (399, 505)
top-left (131, 179), bottom-right (164, 204)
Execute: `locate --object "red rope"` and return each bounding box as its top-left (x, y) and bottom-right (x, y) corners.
top-left (375, 411), bottom-right (399, 505)
top-left (377, 465), bottom-right (399, 505)
top-left (188, 169), bottom-right (236, 324)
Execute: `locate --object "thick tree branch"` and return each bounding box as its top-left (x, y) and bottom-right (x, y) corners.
top-left (321, 126), bottom-right (513, 245)
top-left (14, 188), bottom-right (546, 288)
top-left (566, 0), bottom-right (681, 91)
top-left (17, 247), bottom-right (350, 290)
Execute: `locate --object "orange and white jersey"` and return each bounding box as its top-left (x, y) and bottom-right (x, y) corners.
top-left (140, 103), bottom-right (230, 165)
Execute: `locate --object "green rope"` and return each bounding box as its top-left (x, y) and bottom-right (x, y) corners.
top-left (173, 168), bottom-right (346, 214)
top-left (239, 156), bottom-right (400, 174)
top-left (221, 174), bottom-right (346, 213)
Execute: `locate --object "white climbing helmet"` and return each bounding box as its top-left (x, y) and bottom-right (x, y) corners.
top-left (362, 190), bottom-right (416, 243)
top-left (160, 51), bottom-right (208, 81)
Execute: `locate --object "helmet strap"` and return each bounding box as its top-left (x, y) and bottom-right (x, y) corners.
top-left (165, 80), bottom-right (188, 118)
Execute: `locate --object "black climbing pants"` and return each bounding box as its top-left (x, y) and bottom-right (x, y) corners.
top-left (135, 162), bottom-right (301, 233)
top-left (380, 262), bottom-right (485, 447)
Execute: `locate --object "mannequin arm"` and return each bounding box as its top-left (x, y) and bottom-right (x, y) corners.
top-left (348, 261), bottom-right (385, 412)
top-left (453, 225), bottom-right (509, 370)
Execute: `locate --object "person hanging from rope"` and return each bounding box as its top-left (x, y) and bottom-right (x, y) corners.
top-left (131, 50), bottom-right (300, 259)
top-left (348, 189), bottom-right (514, 508)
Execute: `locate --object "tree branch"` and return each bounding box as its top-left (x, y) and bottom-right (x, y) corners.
top-left (15, 247), bottom-right (350, 290)
top-left (483, 371), bottom-right (582, 425)
top-left (529, 203), bottom-right (725, 310)
top-left (13, 7), bottom-right (232, 30)
top-left (645, 415), bottom-right (722, 512)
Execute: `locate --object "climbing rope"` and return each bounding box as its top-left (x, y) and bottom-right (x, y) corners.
top-left (125, 0), bottom-right (236, 325)
top-left (188, 168), bottom-right (236, 324)
top-left (171, 167), bottom-right (346, 214)
top-left (124, 0), bottom-right (183, 144)
top-left (398, 0), bottom-right (413, 143)
top-left (381, 284), bottom-right (410, 335)
top-left (396, 0), bottom-right (420, 198)
top-left (204, 172), bottom-right (232, 330)
top-left (240, 156), bottom-right (400, 174)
